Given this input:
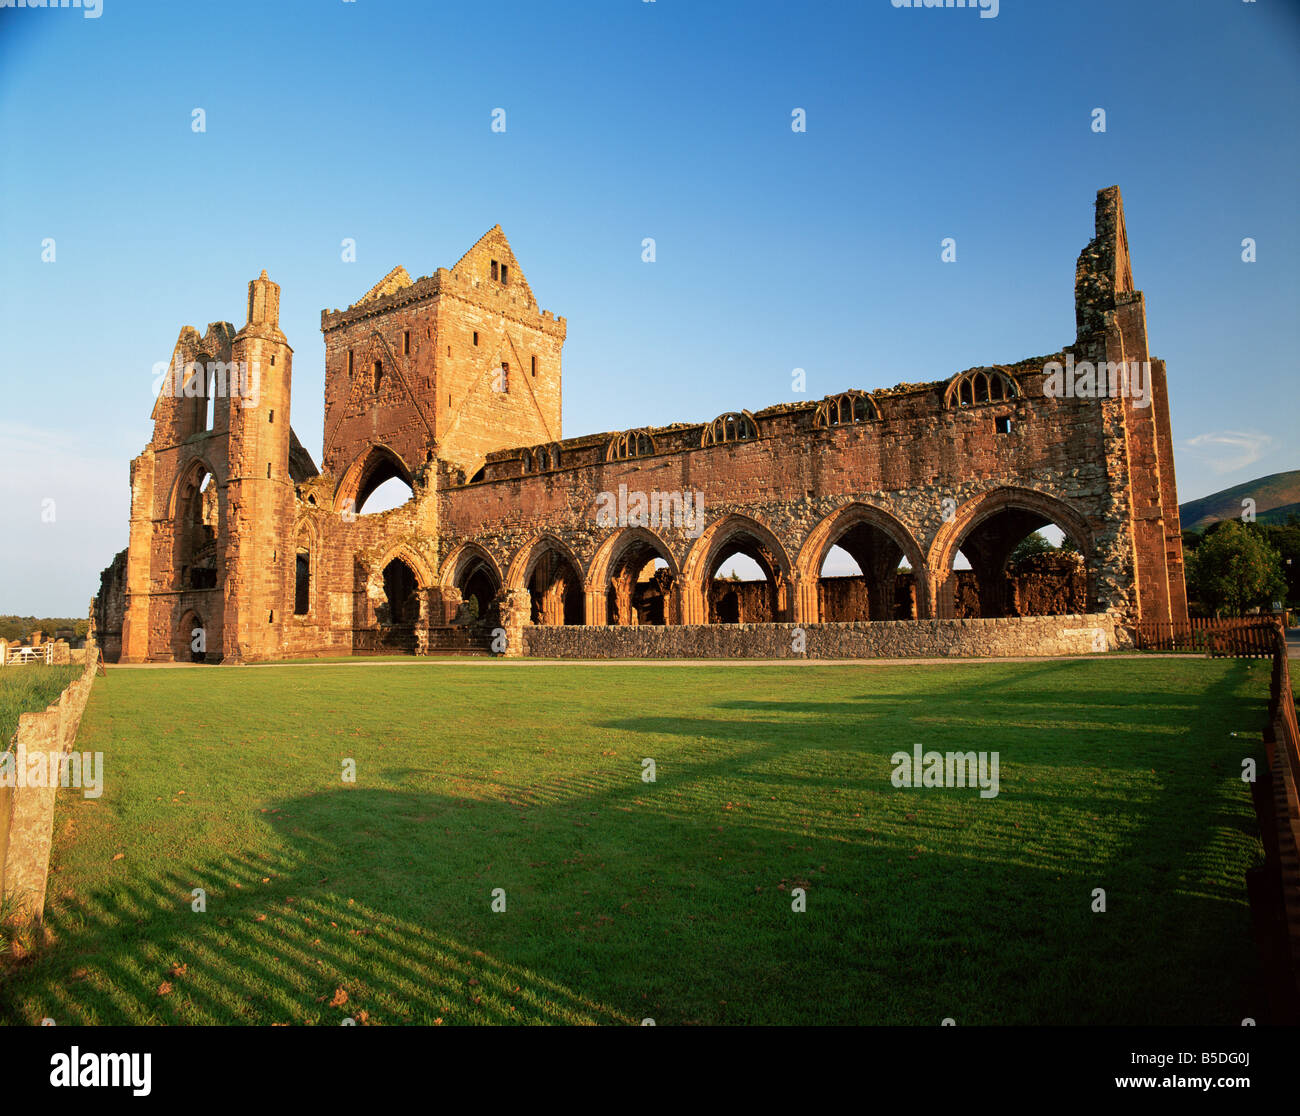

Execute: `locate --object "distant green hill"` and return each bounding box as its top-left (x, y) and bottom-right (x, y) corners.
top-left (1179, 470), bottom-right (1300, 531)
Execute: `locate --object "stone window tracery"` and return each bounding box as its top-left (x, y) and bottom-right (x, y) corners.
top-left (523, 444), bottom-right (561, 473)
top-left (814, 390), bottom-right (877, 428)
top-left (945, 368), bottom-right (1019, 409)
top-left (607, 429), bottom-right (656, 461)
top-left (701, 411), bottom-right (758, 447)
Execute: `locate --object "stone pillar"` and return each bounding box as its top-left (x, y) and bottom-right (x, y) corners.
top-left (901, 576), bottom-right (918, 620)
top-left (933, 570), bottom-right (954, 620)
top-left (497, 589), bottom-right (531, 658)
top-left (792, 571), bottom-right (819, 626)
top-left (437, 586), bottom-right (463, 626)
top-left (85, 597), bottom-right (97, 653)
top-left (415, 593), bottom-right (430, 655)
top-left (679, 581), bottom-right (705, 626)
top-left (539, 580), bottom-right (561, 625)
top-left (120, 448), bottom-right (157, 662)
top-left (663, 576), bottom-right (679, 626)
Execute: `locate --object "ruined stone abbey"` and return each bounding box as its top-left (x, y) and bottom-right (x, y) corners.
top-left (94, 187), bottom-right (1188, 662)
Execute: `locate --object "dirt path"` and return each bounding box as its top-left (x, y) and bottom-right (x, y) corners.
top-left (104, 652), bottom-right (1197, 670)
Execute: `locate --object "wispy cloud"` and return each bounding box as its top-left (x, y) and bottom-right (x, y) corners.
top-left (1181, 430), bottom-right (1273, 475)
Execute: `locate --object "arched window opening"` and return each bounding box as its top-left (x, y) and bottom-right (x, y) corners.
top-left (294, 548), bottom-right (310, 615)
top-left (360, 476), bottom-right (413, 513)
top-left (455, 556), bottom-right (501, 626)
top-left (815, 390), bottom-right (877, 428)
top-left (176, 609), bottom-right (207, 663)
top-left (607, 429), bottom-right (657, 461)
top-left (947, 368), bottom-right (1018, 410)
top-left (380, 558), bottom-right (419, 626)
top-left (350, 448), bottom-right (415, 515)
top-left (176, 468), bottom-right (218, 591)
top-left (204, 369), bottom-right (216, 432)
top-left (524, 444), bottom-right (561, 473)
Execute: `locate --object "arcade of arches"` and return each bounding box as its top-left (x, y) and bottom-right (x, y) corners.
top-left (430, 494), bottom-right (1096, 633)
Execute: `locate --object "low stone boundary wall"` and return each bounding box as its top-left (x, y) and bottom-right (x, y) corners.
top-left (523, 614), bottom-right (1117, 660)
top-left (0, 649), bottom-right (100, 924)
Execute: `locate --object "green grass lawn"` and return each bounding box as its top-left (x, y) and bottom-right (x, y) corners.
top-left (0, 658), bottom-right (1272, 1026)
top-left (0, 664), bottom-right (80, 746)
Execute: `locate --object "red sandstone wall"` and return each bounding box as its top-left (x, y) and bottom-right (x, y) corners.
top-left (321, 228), bottom-right (565, 482)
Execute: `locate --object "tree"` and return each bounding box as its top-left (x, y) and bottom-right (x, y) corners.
top-left (1259, 519), bottom-right (1300, 606)
top-left (1184, 516), bottom-right (1299, 608)
top-left (1184, 520), bottom-right (1287, 617)
top-left (1009, 531), bottom-right (1054, 568)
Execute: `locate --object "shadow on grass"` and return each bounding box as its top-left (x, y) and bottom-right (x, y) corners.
top-left (0, 661), bottom-right (1272, 1026)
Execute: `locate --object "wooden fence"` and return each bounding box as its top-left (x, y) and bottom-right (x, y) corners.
top-left (1262, 619), bottom-right (1300, 998)
top-left (1133, 616), bottom-right (1282, 658)
top-left (1141, 615), bottom-right (1300, 1006)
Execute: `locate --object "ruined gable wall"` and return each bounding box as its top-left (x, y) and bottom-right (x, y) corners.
top-left (321, 282), bottom-right (441, 480)
top-left (123, 324), bottom-right (237, 661)
top-left (1074, 187), bottom-right (1184, 625)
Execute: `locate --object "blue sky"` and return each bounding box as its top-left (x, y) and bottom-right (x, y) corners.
top-left (1, 0), bottom-right (1296, 613)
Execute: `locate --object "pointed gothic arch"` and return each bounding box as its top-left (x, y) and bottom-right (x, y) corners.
top-left (795, 503), bottom-right (928, 622)
top-left (927, 487), bottom-right (1095, 619)
top-left (334, 443), bottom-right (416, 514)
top-left (169, 456), bottom-right (221, 592)
top-left (589, 526), bottom-right (681, 626)
top-left (441, 541), bottom-right (505, 623)
top-left (681, 513), bottom-right (793, 624)
top-left (506, 534), bottom-right (585, 625)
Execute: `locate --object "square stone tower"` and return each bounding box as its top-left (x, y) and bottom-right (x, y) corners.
top-left (319, 226), bottom-right (566, 501)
